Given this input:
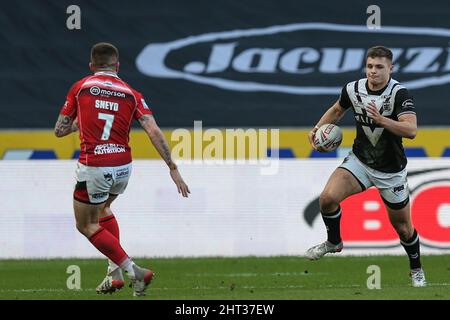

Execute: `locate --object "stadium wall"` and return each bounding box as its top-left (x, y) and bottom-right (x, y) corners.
top-left (2, 0), bottom-right (450, 128)
top-left (0, 160), bottom-right (448, 259)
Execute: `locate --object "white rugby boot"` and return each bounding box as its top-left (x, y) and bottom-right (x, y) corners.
top-left (96, 266), bottom-right (125, 294)
top-left (410, 268), bottom-right (426, 287)
top-left (305, 241), bottom-right (343, 260)
top-left (129, 265), bottom-right (154, 297)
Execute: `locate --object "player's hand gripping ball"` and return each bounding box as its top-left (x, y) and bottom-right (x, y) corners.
top-left (313, 124), bottom-right (343, 152)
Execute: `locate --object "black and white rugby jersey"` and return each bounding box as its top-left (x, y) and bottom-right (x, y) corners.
top-left (339, 78), bottom-right (416, 173)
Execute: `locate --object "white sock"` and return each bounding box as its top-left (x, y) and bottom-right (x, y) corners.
top-left (119, 258), bottom-right (136, 278)
top-left (108, 260), bottom-right (120, 272)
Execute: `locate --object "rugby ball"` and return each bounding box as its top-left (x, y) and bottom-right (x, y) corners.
top-left (313, 124), bottom-right (343, 152)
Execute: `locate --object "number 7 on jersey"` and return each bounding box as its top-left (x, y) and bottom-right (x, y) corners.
top-left (98, 113), bottom-right (115, 140)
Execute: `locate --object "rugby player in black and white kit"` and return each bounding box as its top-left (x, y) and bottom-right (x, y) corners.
top-left (305, 46), bottom-right (426, 287)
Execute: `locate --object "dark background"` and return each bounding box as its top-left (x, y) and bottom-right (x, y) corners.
top-left (1, 0), bottom-right (449, 128)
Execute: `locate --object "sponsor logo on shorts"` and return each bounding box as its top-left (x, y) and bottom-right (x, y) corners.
top-left (91, 192), bottom-right (108, 199)
top-left (103, 173), bottom-right (113, 181)
top-left (94, 144), bottom-right (126, 155)
top-left (115, 168), bottom-right (129, 179)
top-left (393, 185), bottom-right (405, 193)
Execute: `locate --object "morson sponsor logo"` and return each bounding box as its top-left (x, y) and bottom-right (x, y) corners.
top-left (304, 167), bottom-right (450, 249)
top-left (136, 23), bottom-right (450, 95)
top-left (90, 86), bottom-right (126, 98)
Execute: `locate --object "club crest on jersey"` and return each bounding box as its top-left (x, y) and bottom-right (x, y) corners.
top-left (381, 97), bottom-right (393, 113)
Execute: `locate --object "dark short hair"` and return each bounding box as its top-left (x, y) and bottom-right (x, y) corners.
top-left (90, 42), bottom-right (119, 68)
top-left (366, 46), bottom-right (393, 62)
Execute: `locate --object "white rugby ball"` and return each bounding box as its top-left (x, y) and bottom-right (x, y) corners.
top-left (313, 124), bottom-right (343, 152)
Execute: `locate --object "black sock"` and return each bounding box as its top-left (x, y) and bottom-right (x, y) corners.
top-left (321, 206), bottom-right (342, 245)
top-left (400, 229), bottom-right (422, 269)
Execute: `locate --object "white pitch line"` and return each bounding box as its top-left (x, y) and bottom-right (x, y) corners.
top-left (0, 288), bottom-right (95, 293)
top-left (144, 285), bottom-right (306, 290)
top-left (185, 272), bottom-right (325, 277)
top-left (0, 286), bottom-right (307, 293)
top-left (426, 283), bottom-right (450, 286)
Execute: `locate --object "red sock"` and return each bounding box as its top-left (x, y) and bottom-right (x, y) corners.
top-left (89, 227), bottom-right (128, 265)
top-left (99, 214), bottom-right (120, 241)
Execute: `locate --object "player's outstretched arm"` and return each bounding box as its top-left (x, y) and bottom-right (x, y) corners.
top-left (54, 115), bottom-right (77, 137)
top-left (308, 100), bottom-right (347, 151)
top-left (138, 115), bottom-right (190, 197)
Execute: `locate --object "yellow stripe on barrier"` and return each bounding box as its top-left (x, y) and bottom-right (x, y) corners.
top-left (0, 128), bottom-right (449, 159)
top-left (0, 131), bottom-right (78, 159)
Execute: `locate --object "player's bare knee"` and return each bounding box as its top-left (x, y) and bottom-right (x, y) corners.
top-left (76, 223), bottom-right (101, 238)
top-left (75, 222), bottom-right (89, 237)
top-left (397, 229), bottom-right (411, 242)
top-left (393, 223), bottom-right (413, 241)
top-left (319, 191), bottom-right (340, 213)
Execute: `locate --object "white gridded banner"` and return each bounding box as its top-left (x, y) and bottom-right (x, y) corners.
top-left (0, 160), bottom-right (449, 259)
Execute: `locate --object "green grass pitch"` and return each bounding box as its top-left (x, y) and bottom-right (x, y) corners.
top-left (0, 255), bottom-right (449, 300)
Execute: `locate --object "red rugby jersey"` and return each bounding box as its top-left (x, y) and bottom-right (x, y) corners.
top-left (59, 71), bottom-right (152, 166)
